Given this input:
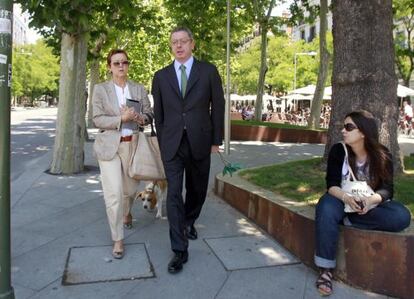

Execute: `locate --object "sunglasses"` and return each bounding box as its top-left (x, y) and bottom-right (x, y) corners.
top-left (343, 123), bottom-right (358, 132)
top-left (112, 61), bottom-right (129, 67)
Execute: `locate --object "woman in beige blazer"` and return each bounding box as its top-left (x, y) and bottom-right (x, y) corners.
top-left (92, 49), bottom-right (153, 259)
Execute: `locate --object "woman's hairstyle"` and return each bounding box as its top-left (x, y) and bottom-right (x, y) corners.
top-left (106, 49), bottom-right (128, 66)
top-left (345, 110), bottom-right (392, 189)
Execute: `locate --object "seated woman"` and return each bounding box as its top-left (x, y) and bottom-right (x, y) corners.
top-left (314, 110), bottom-right (411, 296)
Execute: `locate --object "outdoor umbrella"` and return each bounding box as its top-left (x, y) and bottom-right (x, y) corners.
top-left (397, 84), bottom-right (414, 97)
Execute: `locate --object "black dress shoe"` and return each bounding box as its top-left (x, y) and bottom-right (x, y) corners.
top-left (186, 225), bottom-right (198, 240)
top-left (168, 251), bottom-right (188, 274)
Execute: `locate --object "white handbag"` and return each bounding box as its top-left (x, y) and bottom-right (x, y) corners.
top-left (128, 124), bottom-right (166, 181)
top-left (340, 142), bottom-right (377, 213)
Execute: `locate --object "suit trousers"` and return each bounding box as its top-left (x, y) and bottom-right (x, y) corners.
top-left (163, 132), bottom-right (211, 252)
top-left (98, 141), bottom-right (138, 241)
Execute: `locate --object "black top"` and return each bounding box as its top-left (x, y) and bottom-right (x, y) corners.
top-left (326, 143), bottom-right (394, 201)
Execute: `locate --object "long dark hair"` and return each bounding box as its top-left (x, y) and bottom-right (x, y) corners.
top-left (345, 110), bottom-right (392, 189)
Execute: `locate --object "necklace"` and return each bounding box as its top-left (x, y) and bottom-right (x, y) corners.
top-left (356, 154), bottom-right (367, 165)
top-left (356, 160), bottom-right (366, 167)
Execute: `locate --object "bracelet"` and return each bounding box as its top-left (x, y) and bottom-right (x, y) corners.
top-left (341, 193), bottom-right (347, 202)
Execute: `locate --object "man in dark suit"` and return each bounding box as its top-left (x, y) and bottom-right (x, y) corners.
top-left (152, 26), bottom-right (224, 274)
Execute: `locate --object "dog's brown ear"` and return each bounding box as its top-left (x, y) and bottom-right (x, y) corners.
top-left (150, 195), bottom-right (157, 209)
top-left (136, 191), bottom-right (144, 201)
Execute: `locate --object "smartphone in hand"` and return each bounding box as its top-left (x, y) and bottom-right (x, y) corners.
top-left (122, 98), bottom-right (142, 130)
top-left (126, 98), bottom-right (142, 114)
top-left (354, 195), bottom-right (365, 209)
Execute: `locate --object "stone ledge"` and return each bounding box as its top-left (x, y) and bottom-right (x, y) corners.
top-left (214, 173), bottom-right (414, 299)
top-left (231, 124), bottom-right (327, 143)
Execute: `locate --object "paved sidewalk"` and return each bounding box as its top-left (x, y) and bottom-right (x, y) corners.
top-left (11, 135), bottom-right (413, 299)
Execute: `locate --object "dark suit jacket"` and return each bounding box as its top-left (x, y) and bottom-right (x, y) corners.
top-left (152, 59), bottom-right (225, 161)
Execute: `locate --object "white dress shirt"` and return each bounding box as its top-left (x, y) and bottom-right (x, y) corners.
top-left (114, 82), bottom-right (133, 137)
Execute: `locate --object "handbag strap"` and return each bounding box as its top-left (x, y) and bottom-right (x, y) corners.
top-left (341, 142), bottom-right (357, 181)
top-left (150, 122), bottom-right (157, 137)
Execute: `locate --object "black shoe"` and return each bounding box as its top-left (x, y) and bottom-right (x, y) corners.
top-left (168, 251), bottom-right (188, 274)
top-left (186, 225), bottom-right (198, 240)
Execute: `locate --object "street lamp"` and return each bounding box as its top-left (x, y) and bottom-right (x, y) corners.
top-left (224, 0), bottom-right (231, 155)
top-left (293, 51), bottom-right (317, 90)
top-left (0, 1), bottom-right (16, 299)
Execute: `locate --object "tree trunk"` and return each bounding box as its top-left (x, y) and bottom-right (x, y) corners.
top-left (50, 32), bottom-right (88, 174)
top-left (308, 0), bottom-right (330, 129)
top-left (324, 0), bottom-right (402, 172)
top-left (254, 0), bottom-right (276, 121)
top-left (87, 33), bottom-right (106, 128)
top-left (254, 25), bottom-right (267, 121)
top-left (87, 58), bottom-right (100, 128)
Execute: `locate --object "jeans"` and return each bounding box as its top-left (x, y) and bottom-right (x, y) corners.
top-left (314, 193), bottom-right (411, 269)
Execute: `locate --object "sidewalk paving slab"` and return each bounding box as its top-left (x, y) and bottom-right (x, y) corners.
top-left (205, 234), bottom-right (299, 270)
top-left (63, 243), bottom-right (154, 285)
top-left (10, 138), bottom-right (410, 299)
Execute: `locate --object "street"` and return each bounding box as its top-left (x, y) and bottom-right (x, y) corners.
top-left (10, 107), bottom-right (57, 181)
top-left (10, 107), bottom-right (413, 183)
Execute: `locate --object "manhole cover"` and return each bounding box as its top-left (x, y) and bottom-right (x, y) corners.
top-left (62, 243), bottom-right (154, 285)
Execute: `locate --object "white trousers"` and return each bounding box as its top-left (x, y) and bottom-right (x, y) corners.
top-left (98, 141), bottom-right (138, 241)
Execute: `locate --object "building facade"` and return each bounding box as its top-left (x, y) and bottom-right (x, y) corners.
top-left (13, 4), bottom-right (30, 45)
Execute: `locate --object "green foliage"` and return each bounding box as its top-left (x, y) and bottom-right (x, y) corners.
top-left (20, 0), bottom-right (156, 38)
top-left (19, 1), bottom-right (98, 36)
top-left (288, 0), bottom-right (321, 27)
top-left (393, 0), bottom-right (414, 85)
top-left (404, 155), bottom-right (414, 170)
top-left (232, 38), bottom-right (261, 94)
top-left (240, 156), bottom-right (414, 215)
top-left (18, 0), bottom-right (165, 93)
top-left (119, 2), bottom-right (174, 88)
top-left (85, 0), bottom-right (173, 89)
top-left (18, 0), bottom-right (159, 62)
top-left (163, 0), bottom-right (254, 67)
top-left (232, 33), bottom-right (333, 95)
top-left (12, 40), bottom-right (60, 102)
top-left (240, 158), bottom-right (325, 204)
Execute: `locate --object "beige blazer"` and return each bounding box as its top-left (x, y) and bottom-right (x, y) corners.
top-left (92, 80), bottom-right (153, 161)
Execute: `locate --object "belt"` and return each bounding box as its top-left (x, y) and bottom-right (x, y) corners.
top-left (120, 135), bottom-right (132, 142)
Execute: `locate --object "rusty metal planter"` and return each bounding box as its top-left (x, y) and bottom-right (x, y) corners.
top-left (231, 124), bottom-right (327, 144)
top-left (215, 174), bottom-right (414, 299)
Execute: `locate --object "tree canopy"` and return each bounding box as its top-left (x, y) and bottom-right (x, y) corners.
top-left (393, 0), bottom-right (414, 87)
top-left (232, 33), bottom-right (332, 95)
top-left (163, 0), bottom-right (255, 67)
top-left (12, 40), bottom-right (59, 104)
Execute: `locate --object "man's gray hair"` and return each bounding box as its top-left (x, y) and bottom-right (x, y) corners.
top-left (170, 26), bottom-right (194, 40)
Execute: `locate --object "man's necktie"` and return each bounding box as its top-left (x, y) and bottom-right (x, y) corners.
top-left (180, 64), bottom-right (187, 97)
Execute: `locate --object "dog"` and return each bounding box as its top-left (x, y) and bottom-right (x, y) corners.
top-left (135, 180), bottom-right (167, 218)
